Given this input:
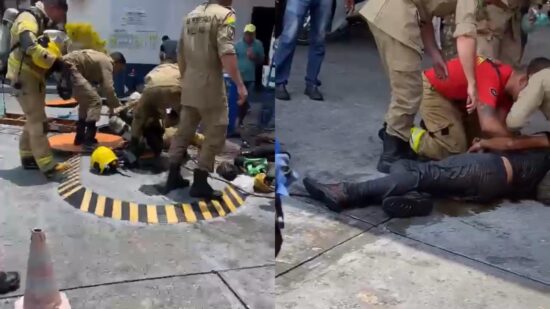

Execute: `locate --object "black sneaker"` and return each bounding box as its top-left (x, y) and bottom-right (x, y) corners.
top-left (382, 193), bottom-right (433, 218)
top-left (305, 85), bottom-right (324, 101)
top-left (0, 271), bottom-right (20, 295)
top-left (275, 84), bottom-right (291, 101)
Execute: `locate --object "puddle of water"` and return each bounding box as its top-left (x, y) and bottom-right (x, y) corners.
top-left (434, 199), bottom-right (502, 217)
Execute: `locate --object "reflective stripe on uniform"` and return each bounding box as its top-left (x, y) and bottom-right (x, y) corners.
top-left (36, 155), bottom-right (55, 171)
top-left (19, 150), bottom-right (33, 158)
top-left (410, 127), bottom-right (427, 154)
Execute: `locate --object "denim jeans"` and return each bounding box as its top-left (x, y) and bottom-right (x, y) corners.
top-left (274, 0), bottom-right (332, 86)
top-left (259, 89), bottom-right (275, 129)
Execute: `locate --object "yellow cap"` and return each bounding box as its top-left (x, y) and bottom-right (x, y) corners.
top-left (244, 24), bottom-right (256, 33)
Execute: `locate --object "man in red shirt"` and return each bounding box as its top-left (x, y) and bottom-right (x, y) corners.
top-left (409, 57), bottom-right (528, 160)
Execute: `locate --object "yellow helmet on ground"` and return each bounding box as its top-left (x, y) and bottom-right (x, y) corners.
top-left (90, 146), bottom-right (118, 174)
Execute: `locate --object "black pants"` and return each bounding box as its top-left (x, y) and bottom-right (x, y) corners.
top-left (346, 153), bottom-right (509, 205)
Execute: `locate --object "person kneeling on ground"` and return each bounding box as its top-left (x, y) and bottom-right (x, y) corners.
top-left (506, 57), bottom-right (550, 131)
top-left (409, 56), bottom-right (528, 161)
top-left (127, 40), bottom-right (181, 161)
top-left (61, 50), bottom-right (126, 148)
top-left (303, 134), bottom-right (550, 218)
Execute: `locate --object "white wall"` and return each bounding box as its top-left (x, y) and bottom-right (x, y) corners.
top-left (67, 0), bottom-right (273, 64)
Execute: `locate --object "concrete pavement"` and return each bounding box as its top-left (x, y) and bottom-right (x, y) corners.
top-left (0, 91), bottom-right (274, 307)
top-left (276, 26), bottom-right (550, 308)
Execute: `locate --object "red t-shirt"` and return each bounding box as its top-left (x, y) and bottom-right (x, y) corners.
top-left (424, 57), bottom-right (514, 112)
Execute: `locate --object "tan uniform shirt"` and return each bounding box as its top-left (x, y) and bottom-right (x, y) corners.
top-left (360, 0), bottom-right (498, 54)
top-left (179, 3), bottom-right (236, 108)
top-left (144, 63), bottom-right (180, 89)
top-left (506, 69), bottom-right (550, 130)
top-left (63, 49), bottom-right (120, 109)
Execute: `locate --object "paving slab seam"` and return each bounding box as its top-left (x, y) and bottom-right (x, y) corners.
top-left (276, 228), bottom-right (374, 278)
top-left (213, 271), bottom-right (250, 309)
top-left (291, 194), bottom-right (393, 226)
top-left (57, 156), bottom-right (249, 224)
top-left (0, 264), bottom-right (275, 300)
top-left (386, 228), bottom-right (550, 287)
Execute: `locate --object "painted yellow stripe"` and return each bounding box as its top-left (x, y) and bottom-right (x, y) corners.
top-left (165, 205), bottom-right (178, 224)
top-left (222, 193), bottom-right (237, 213)
top-left (227, 186), bottom-right (244, 205)
top-left (80, 189), bottom-right (92, 212)
top-left (64, 173), bottom-right (80, 182)
top-left (129, 203), bottom-right (139, 223)
top-left (95, 195), bottom-right (106, 217)
top-left (182, 204), bottom-right (197, 223)
top-left (211, 200), bottom-right (226, 217)
top-left (58, 179), bottom-right (80, 193)
top-left (198, 201), bottom-right (212, 219)
top-left (146, 205), bottom-right (158, 224)
top-left (61, 185), bottom-right (82, 199)
top-left (112, 199), bottom-right (122, 220)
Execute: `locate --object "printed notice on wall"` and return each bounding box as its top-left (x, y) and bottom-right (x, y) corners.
top-left (108, 30), bottom-right (159, 50)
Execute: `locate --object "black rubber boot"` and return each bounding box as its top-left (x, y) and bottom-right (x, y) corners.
top-left (275, 84), bottom-right (291, 101)
top-left (377, 132), bottom-right (411, 174)
top-left (21, 157), bottom-right (39, 170)
top-left (73, 119), bottom-right (86, 145)
top-left (84, 121), bottom-right (98, 146)
top-left (304, 85), bottom-right (324, 101)
top-left (303, 177), bottom-right (349, 212)
top-left (162, 164), bottom-right (190, 194)
top-left (382, 192), bottom-right (434, 218)
top-left (0, 271), bottom-right (20, 295)
top-left (189, 168), bottom-right (223, 200)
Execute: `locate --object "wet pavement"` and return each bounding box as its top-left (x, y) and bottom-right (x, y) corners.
top-left (276, 26), bottom-right (550, 308)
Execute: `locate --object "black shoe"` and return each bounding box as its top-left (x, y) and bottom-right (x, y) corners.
top-left (0, 271), bottom-right (20, 295)
top-left (378, 123), bottom-right (387, 141)
top-left (275, 84), bottom-right (291, 101)
top-left (377, 132), bottom-right (411, 174)
top-left (84, 121), bottom-right (98, 146)
top-left (303, 177), bottom-right (348, 212)
top-left (73, 119), bottom-right (86, 146)
top-left (382, 193), bottom-right (433, 218)
top-left (189, 168), bottom-right (223, 200)
top-left (21, 156), bottom-right (39, 170)
top-left (305, 85), bottom-right (324, 101)
top-left (162, 164), bottom-right (190, 194)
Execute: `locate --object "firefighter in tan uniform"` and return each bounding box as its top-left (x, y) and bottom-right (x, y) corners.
top-left (6, 0), bottom-right (69, 178)
top-left (507, 57), bottom-right (550, 130)
top-left (360, 0), bottom-right (491, 173)
top-left (62, 50), bottom-right (126, 147)
top-left (164, 0), bottom-right (247, 199)
top-left (127, 41), bottom-right (182, 158)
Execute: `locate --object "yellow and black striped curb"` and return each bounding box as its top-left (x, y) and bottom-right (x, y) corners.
top-left (57, 156), bottom-right (247, 224)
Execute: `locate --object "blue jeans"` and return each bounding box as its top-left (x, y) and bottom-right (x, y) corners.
top-left (259, 90), bottom-right (275, 129)
top-left (274, 0), bottom-right (332, 87)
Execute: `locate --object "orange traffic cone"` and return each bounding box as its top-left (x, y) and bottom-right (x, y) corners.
top-left (15, 229), bottom-right (71, 309)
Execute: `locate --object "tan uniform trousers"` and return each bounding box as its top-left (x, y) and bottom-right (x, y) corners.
top-left (368, 22), bottom-right (423, 142)
top-left (168, 104), bottom-right (228, 172)
top-left (15, 70), bottom-right (55, 172)
top-left (71, 68), bottom-right (102, 122)
top-left (417, 75), bottom-right (481, 160)
top-left (131, 85), bottom-right (181, 140)
top-left (477, 6), bottom-right (522, 66)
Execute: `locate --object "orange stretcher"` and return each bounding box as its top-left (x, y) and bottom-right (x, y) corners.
top-left (49, 133), bottom-right (124, 153)
top-left (45, 98), bottom-right (78, 108)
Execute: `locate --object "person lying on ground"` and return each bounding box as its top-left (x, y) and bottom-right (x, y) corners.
top-left (409, 56), bottom-right (528, 161)
top-left (303, 145), bottom-right (550, 218)
top-left (506, 57), bottom-right (550, 130)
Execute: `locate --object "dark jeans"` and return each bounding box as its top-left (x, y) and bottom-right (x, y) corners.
top-left (274, 0), bottom-right (332, 86)
top-left (346, 153), bottom-right (509, 205)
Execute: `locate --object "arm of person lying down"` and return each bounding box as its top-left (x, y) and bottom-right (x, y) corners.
top-left (477, 103), bottom-right (512, 137)
top-left (469, 134), bottom-right (550, 152)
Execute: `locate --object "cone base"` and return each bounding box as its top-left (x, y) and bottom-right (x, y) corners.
top-left (14, 292), bottom-right (71, 309)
